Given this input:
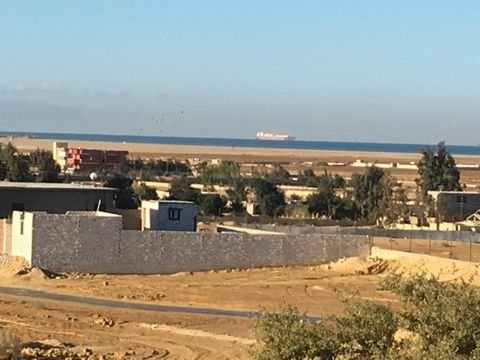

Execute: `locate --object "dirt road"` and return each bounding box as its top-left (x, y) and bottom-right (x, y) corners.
top-left (0, 256), bottom-right (393, 359)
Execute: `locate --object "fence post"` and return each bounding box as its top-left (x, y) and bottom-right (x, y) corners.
top-left (428, 237), bottom-right (432, 256)
top-left (470, 237), bottom-right (473, 263)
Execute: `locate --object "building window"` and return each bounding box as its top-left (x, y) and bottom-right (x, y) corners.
top-left (456, 196), bottom-right (467, 203)
top-left (168, 208), bottom-right (182, 221)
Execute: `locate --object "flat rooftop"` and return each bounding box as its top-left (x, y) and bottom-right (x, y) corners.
top-left (429, 191), bottom-right (480, 195)
top-left (0, 182), bottom-right (117, 191)
top-left (142, 200), bottom-right (196, 204)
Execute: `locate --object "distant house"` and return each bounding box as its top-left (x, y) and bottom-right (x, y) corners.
top-left (0, 182), bottom-right (117, 218)
top-left (0, 182), bottom-right (118, 254)
top-left (455, 210), bottom-right (480, 232)
top-left (141, 200), bottom-right (197, 232)
top-left (53, 142), bottom-right (128, 173)
top-left (66, 148), bottom-right (128, 173)
top-left (428, 191), bottom-right (480, 223)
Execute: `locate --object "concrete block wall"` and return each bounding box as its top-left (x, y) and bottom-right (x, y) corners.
top-left (15, 212), bottom-right (370, 274)
top-left (29, 212), bottom-right (123, 272)
top-left (249, 223), bottom-right (480, 243)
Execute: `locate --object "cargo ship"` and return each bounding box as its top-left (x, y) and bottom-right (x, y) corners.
top-left (256, 132), bottom-right (296, 141)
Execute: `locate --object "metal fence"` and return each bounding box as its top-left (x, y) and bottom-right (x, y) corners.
top-left (371, 236), bottom-right (480, 263)
top-left (246, 223), bottom-right (480, 263)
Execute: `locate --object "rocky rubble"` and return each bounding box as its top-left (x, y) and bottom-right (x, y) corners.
top-left (4, 339), bottom-right (167, 360)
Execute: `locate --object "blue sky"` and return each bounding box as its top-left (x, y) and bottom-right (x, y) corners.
top-left (1, 1), bottom-right (479, 144)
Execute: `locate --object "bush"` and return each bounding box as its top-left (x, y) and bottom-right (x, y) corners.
top-left (254, 304), bottom-right (337, 360)
top-left (382, 272), bottom-right (480, 357)
top-left (254, 272), bottom-right (480, 359)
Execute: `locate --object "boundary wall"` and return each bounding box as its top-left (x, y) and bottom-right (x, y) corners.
top-left (10, 212), bottom-right (369, 274)
top-left (247, 224), bottom-right (480, 243)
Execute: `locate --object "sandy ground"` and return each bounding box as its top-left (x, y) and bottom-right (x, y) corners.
top-left (4, 136), bottom-right (480, 164)
top-left (0, 256), bottom-right (394, 359)
top-left (373, 236), bottom-right (480, 263)
top-left (0, 251), bottom-right (479, 358)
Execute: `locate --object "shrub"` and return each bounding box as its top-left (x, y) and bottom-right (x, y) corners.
top-left (253, 304), bottom-right (337, 360)
top-left (254, 272), bottom-right (480, 359)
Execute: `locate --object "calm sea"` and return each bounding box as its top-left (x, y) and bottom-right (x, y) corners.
top-left (1, 131), bottom-right (480, 156)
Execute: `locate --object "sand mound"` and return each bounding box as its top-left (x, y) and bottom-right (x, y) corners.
top-left (320, 257), bottom-right (390, 275)
top-left (0, 256), bottom-right (29, 277)
top-left (0, 256), bottom-right (62, 280)
top-left (371, 247), bottom-right (480, 284)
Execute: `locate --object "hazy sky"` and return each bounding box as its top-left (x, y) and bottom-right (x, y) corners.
top-left (1, 1), bottom-right (479, 144)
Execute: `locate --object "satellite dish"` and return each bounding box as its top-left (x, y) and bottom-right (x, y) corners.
top-left (90, 172), bottom-right (98, 181)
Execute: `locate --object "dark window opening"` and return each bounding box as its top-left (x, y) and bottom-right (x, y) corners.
top-left (168, 208), bottom-right (182, 221)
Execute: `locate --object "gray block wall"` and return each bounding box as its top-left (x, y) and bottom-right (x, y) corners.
top-left (19, 213), bottom-right (370, 274)
top-left (249, 224), bottom-right (480, 243)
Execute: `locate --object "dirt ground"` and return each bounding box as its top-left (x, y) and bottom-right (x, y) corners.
top-left (0, 252), bottom-right (479, 359)
top-left (0, 256), bottom-right (395, 359)
top-left (373, 236), bottom-right (480, 263)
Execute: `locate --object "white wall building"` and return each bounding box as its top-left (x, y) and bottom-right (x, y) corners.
top-left (141, 200), bottom-right (197, 232)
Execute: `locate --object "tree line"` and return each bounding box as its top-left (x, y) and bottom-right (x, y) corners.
top-left (0, 143), bottom-right (60, 182)
top-left (1, 141), bottom-right (462, 222)
top-left (163, 141), bottom-right (461, 222)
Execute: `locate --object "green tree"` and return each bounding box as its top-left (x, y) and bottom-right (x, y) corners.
top-left (307, 192), bottom-right (329, 218)
top-left (134, 182), bottom-right (159, 201)
top-left (199, 163), bottom-right (216, 191)
top-left (377, 176), bottom-right (409, 227)
top-left (168, 175), bottom-right (201, 203)
top-left (123, 158), bottom-right (191, 179)
top-left (352, 166), bottom-right (389, 221)
top-left (299, 169), bottom-right (319, 187)
top-left (251, 178), bottom-right (286, 217)
top-left (416, 141), bottom-right (461, 196)
top-left (104, 174), bottom-right (138, 209)
top-left (268, 165), bottom-right (290, 182)
top-left (0, 143), bottom-right (31, 181)
top-left (199, 194), bottom-right (225, 216)
top-left (29, 148), bottom-right (61, 182)
top-left (226, 177), bottom-right (247, 214)
top-left (199, 160), bottom-right (241, 187)
top-left (306, 172), bottom-right (353, 220)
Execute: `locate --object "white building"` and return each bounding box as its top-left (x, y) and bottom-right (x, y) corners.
top-left (141, 200), bottom-right (197, 232)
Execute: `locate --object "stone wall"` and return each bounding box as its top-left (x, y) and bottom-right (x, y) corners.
top-left (12, 212), bottom-right (370, 274)
top-left (248, 224), bottom-right (480, 243)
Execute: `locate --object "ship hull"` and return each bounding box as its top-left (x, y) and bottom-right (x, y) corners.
top-left (256, 132), bottom-right (296, 141)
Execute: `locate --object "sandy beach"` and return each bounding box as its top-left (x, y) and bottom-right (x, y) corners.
top-left (3, 136), bottom-right (480, 164)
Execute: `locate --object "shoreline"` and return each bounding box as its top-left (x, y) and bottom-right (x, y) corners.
top-left (1, 136), bottom-right (480, 164)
